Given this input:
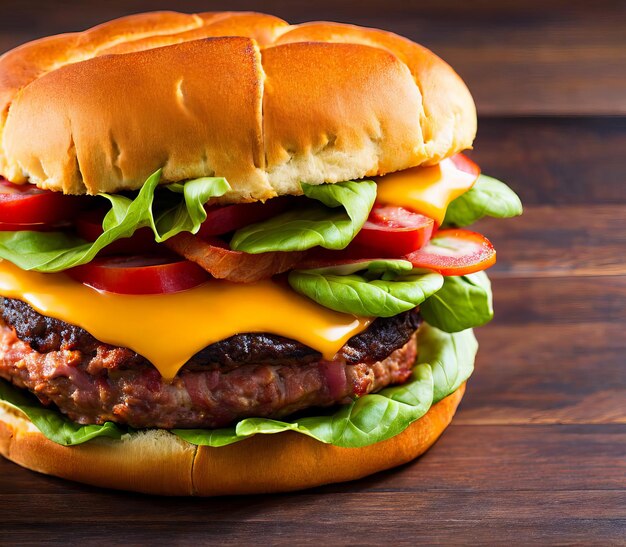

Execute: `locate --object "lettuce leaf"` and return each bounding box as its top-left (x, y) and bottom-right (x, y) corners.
top-left (153, 176), bottom-right (231, 240)
top-left (288, 259), bottom-right (443, 317)
top-left (0, 171), bottom-right (231, 272)
top-left (0, 380), bottom-right (124, 445)
top-left (443, 174), bottom-right (523, 227)
top-left (420, 271), bottom-right (494, 332)
top-left (174, 324), bottom-right (475, 447)
top-left (418, 324), bottom-right (478, 403)
top-left (0, 324), bottom-right (476, 449)
top-left (230, 180), bottom-right (376, 253)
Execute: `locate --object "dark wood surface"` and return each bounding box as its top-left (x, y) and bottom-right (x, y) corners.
top-left (1, 2), bottom-right (625, 545)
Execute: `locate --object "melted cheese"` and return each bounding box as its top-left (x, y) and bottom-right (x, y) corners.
top-left (0, 261), bottom-right (370, 380)
top-left (375, 158), bottom-right (477, 224)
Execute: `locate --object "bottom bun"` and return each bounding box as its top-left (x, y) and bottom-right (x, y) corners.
top-left (0, 384), bottom-right (465, 496)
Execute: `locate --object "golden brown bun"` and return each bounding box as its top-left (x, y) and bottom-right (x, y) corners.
top-left (0, 11), bottom-right (476, 201)
top-left (0, 384), bottom-right (465, 496)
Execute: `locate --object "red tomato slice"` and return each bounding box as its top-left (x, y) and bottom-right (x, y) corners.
top-left (0, 178), bottom-right (83, 225)
top-left (67, 254), bottom-right (210, 294)
top-left (352, 205), bottom-right (434, 256)
top-left (0, 222), bottom-right (52, 232)
top-left (197, 196), bottom-right (294, 238)
top-left (450, 153), bottom-right (480, 177)
top-left (75, 209), bottom-right (109, 242)
top-left (75, 209), bottom-right (159, 255)
top-left (405, 229), bottom-right (496, 275)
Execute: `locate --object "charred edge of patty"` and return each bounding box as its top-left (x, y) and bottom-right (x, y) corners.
top-left (0, 298), bottom-right (421, 371)
top-left (0, 321), bottom-right (418, 429)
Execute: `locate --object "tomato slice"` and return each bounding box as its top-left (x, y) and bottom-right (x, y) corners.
top-left (0, 178), bottom-right (84, 225)
top-left (67, 254), bottom-right (210, 294)
top-left (0, 221), bottom-right (54, 232)
top-left (352, 205), bottom-right (434, 256)
top-left (197, 196), bottom-right (294, 238)
top-left (405, 229), bottom-right (496, 275)
top-left (450, 153), bottom-right (480, 177)
top-left (75, 208), bottom-right (159, 255)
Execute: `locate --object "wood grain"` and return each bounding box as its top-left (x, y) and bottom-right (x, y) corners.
top-left (469, 117), bottom-right (626, 206)
top-left (1, 0), bottom-right (625, 115)
top-left (465, 323), bottom-right (626, 424)
top-left (479, 206), bottom-right (626, 277)
top-left (0, 1), bottom-right (625, 545)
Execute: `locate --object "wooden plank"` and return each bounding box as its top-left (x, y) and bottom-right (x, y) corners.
top-left (0, 492), bottom-right (624, 546)
top-left (1, 519), bottom-right (625, 547)
top-left (462, 323), bottom-right (626, 424)
top-left (364, 425), bottom-right (626, 493)
top-left (2, 489), bottom-right (624, 522)
top-left (492, 277), bottom-right (626, 325)
top-left (469, 117), bottom-right (626, 206)
top-left (478, 205), bottom-right (626, 277)
top-left (441, 46), bottom-right (626, 116)
top-left (0, 1), bottom-right (624, 115)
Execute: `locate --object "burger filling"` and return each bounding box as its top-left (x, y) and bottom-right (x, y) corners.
top-left (0, 156), bottom-right (521, 448)
top-left (0, 299), bottom-right (419, 428)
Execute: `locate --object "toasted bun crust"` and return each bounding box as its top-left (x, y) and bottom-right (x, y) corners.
top-left (0, 11), bottom-right (476, 201)
top-left (0, 384), bottom-right (464, 495)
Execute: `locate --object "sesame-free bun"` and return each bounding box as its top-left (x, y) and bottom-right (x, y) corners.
top-left (0, 11), bottom-right (476, 201)
top-left (0, 385), bottom-right (465, 496)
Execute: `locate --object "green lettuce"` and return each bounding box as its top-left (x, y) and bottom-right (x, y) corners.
top-left (0, 324), bottom-right (476, 449)
top-left (418, 322), bottom-right (478, 403)
top-left (443, 174), bottom-right (522, 227)
top-left (0, 170), bottom-right (231, 272)
top-left (153, 176), bottom-right (231, 240)
top-left (174, 324), bottom-right (475, 448)
top-left (420, 271), bottom-right (494, 332)
top-left (288, 259), bottom-right (443, 317)
top-left (0, 381), bottom-right (125, 446)
top-left (230, 180), bottom-right (376, 253)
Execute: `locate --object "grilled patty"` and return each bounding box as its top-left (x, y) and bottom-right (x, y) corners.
top-left (0, 299), bottom-right (422, 429)
top-left (1, 298), bottom-right (420, 370)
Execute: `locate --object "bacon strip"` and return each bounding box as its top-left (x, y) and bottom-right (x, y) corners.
top-left (164, 233), bottom-right (305, 283)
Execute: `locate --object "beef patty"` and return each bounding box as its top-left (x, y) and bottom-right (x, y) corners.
top-left (0, 299), bottom-right (422, 429)
top-left (1, 298), bottom-right (421, 370)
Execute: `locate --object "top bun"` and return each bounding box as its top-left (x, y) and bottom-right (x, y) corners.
top-left (0, 11), bottom-right (476, 202)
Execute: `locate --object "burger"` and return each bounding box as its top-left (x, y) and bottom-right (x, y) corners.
top-left (0, 11), bottom-right (522, 495)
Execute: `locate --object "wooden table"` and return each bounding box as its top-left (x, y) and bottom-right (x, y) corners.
top-left (1, 1), bottom-right (625, 544)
